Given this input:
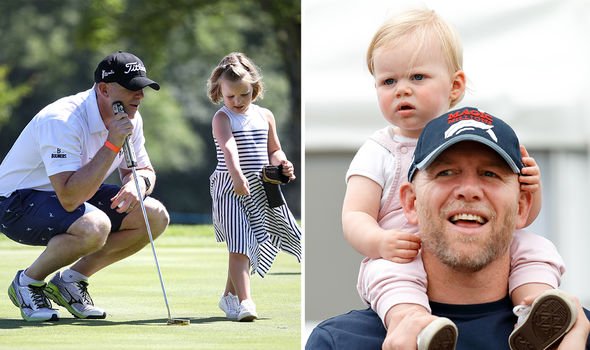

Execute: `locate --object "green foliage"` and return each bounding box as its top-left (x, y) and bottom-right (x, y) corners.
top-left (0, 66), bottom-right (31, 129)
top-left (140, 89), bottom-right (204, 171)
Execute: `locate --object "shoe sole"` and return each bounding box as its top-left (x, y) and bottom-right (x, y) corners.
top-left (237, 314), bottom-right (258, 322)
top-left (44, 282), bottom-right (106, 319)
top-left (417, 318), bottom-right (458, 350)
top-left (7, 285), bottom-right (59, 322)
top-left (509, 290), bottom-right (577, 350)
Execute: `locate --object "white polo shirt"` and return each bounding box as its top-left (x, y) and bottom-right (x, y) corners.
top-left (0, 87), bottom-right (152, 197)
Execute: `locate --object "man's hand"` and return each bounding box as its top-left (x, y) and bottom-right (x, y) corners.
top-left (105, 108), bottom-right (133, 148)
top-left (556, 295), bottom-right (590, 350)
top-left (110, 181), bottom-right (141, 213)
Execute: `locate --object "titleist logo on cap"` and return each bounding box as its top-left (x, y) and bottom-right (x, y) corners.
top-left (124, 62), bottom-right (146, 75)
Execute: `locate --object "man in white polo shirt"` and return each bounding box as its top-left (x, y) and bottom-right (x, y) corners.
top-left (0, 51), bottom-right (169, 322)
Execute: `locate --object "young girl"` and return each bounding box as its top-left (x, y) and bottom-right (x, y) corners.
top-left (347, 9), bottom-right (573, 349)
top-left (207, 52), bottom-right (301, 322)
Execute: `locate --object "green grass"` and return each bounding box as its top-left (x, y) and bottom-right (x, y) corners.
top-left (0, 225), bottom-right (301, 350)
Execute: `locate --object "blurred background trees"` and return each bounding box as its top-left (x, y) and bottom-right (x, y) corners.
top-left (0, 0), bottom-right (301, 221)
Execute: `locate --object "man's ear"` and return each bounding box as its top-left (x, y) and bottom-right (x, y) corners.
top-left (97, 82), bottom-right (109, 98)
top-left (515, 190), bottom-right (533, 229)
top-left (400, 181), bottom-right (418, 225)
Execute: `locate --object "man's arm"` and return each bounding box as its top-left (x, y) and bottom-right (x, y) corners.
top-left (49, 146), bottom-right (120, 212)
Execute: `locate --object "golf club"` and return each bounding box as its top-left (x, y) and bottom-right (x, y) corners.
top-left (113, 101), bottom-right (189, 326)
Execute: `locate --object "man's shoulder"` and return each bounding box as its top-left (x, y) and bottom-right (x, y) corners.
top-left (35, 89), bottom-right (93, 124)
top-left (306, 309), bottom-right (385, 350)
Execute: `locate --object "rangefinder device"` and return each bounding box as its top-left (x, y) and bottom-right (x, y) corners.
top-left (112, 101), bottom-right (137, 168)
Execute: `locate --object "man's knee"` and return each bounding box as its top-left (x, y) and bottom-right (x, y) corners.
top-left (68, 210), bottom-right (111, 252)
top-left (145, 198), bottom-right (169, 238)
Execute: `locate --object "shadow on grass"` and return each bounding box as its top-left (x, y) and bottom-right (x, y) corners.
top-left (266, 272), bottom-right (301, 276)
top-left (0, 316), bottom-right (270, 329)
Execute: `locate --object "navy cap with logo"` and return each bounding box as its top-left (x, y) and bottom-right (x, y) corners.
top-left (94, 51), bottom-right (160, 91)
top-left (408, 106), bottom-right (523, 181)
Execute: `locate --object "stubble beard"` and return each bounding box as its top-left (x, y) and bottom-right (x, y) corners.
top-left (418, 203), bottom-right (515, 273)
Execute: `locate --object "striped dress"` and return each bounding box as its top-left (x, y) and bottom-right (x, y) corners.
top-left (210, 104), bottom-right (301, 277)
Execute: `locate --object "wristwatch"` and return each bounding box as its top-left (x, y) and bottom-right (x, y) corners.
top-left (140, 175), bottom-right (151, 194)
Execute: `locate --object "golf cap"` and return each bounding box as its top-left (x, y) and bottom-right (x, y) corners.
top-left (408, 106), bottom-right (523, 181)
top-left (94, 51), bottom-right (160, 91)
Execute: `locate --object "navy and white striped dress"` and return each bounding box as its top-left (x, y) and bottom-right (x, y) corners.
top-left (210, 104), bottom-right (301, 277)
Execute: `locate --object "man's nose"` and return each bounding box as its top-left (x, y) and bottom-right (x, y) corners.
top-left (455, 173), bottom-right (483, 201)
top-left (134, 89), bottom-right (145, 99)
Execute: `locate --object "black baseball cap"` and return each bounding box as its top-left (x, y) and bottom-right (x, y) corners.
top-left (408, 106), bottom-right (523, 181)
top-left (94, 51), bottom-right (160, 91)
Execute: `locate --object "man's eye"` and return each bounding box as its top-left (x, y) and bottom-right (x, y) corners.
top-left (384, 78), bottom-right (395, 85)
top-left (483, 171), bottom-right (498, 178)
top-left (437, 169), bottom-right (453, 177)
top-left (412, 74), bottom-right (424, 81)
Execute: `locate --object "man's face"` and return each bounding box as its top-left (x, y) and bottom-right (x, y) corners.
top-left (105, 82), bottom-right (145, 119)
top-left (406, 141), bottom-right (529, 272)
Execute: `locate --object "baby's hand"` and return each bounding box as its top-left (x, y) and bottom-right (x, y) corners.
top-left (519, 145), bottom-right (541, 194)
top-left (379, 231), bottom-right (421, 263)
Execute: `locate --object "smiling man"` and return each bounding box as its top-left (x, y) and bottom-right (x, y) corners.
top-left (0, 51), bottom-right (169, 322)
top-left (306, 108), bottom-right (590, 350)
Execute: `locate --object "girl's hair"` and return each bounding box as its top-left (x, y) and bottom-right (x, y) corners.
top-left (207, 52), bottom-right (264, 104)
top-left (366, 8), bottom-right (464, 106)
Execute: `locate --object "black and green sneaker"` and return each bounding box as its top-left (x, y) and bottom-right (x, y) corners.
top-left (8, 270), bottom-right (59, 322)
top-left (44, 271), bottom-right (106, 319)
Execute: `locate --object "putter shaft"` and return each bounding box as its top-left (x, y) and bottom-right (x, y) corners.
top-left (114, 101), bottom-right (175, 323)
top-left (131, 167), bottom-right (172, 321)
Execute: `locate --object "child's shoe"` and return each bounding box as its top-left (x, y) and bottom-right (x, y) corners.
top-left (218, 292), bottom-right (240, 320)
top-left (509, 289), bottom-right (577, 350)
top-left (417, 317), bottom-right (458, 350)
top-left (237, 299), bottom-right (258, 322)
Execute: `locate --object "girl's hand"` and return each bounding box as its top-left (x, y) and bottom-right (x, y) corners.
top-left (280, 159), bottom-right (296, 181)
top-left (379, 230), bottom-right (421, 263)
top-left (232, 174), bottom-right (250, 196)
top-left (519, 145), bottom-right (541, 194)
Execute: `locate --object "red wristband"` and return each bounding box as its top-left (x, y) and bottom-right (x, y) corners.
top-left (104, 140), bottom-right (121, 153)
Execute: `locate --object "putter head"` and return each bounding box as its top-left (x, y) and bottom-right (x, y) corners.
top-left (167, 318), bottom-right (190, 326)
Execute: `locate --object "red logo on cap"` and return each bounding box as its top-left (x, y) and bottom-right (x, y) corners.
top-left (447, 108), bottom-right (493, 125)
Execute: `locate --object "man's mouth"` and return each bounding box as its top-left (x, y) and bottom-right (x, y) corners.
top-left (449, 213), bottom-right (487, 225)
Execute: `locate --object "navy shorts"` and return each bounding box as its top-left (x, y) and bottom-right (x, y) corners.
top-left (0, 184), bottom-right (127, 246)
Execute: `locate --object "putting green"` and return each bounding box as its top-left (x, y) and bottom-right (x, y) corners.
top-left (0, 225), bottom-right (301, 350)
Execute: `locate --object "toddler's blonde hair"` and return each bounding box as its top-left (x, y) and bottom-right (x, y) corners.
top-left (366, 8), bottom-right (464, 106)
top-left (207, 52), bottom-right (264, 104)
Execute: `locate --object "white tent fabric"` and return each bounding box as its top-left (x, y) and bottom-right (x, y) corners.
top-left (305, 0), bottom-right (590, 150)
